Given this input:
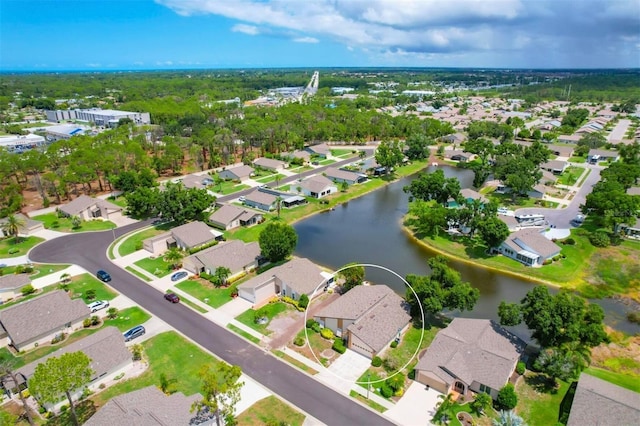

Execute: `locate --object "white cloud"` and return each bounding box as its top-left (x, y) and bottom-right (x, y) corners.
top-left (156, 0), bottom-right (640, 67)
top-left (156, 60), bottom-right (174, 66)
top-left (293, 36), bottom-right (319, 43)
top-left (232, 23), bottom-right (260, 35)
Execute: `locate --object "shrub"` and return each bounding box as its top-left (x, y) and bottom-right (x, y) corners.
top-left (20, 284), bottom-right (35, 296)
top-left (516, 361), bottom-right (526, 375)
top-left (306, 319), bottom-right (318, 329)
top-left (390, 340), bottom-right (398, 349)
top-left (563, 237), bottom-right (576, 245)
top-left (135, 242), bottom-right (143, 251)
top-left (85, 289), bottom-right (97, 300)
top-left (131, 344), bottom-right (143, 361)
top-left (320, 327), bottom-right (334, 340)
top-left (51, 220), bottom-right (59, 228)
top-left (380, 383), bottom-right (394, 398)
top-left (83, 318), bottom-right (92, 328)
top-left (552, 255), bottom-right (561, 262)
top-left (200, 272), bottom-right (212, 281)
top-left (8, 248), bottom-right (19, 255)
top-left (60, 404), bottom-right (69, 413)
top-left (542, 259), bottom-right (552, 265)
top-left (91, 315), bottom-right (100, 326)
top-left (311, 322), bottom-right (321, 333)
top-left (589, 230), bottom-right (610, 247)
top-left (332, 339), bottom-right (346, 354)
top-left (627, 311), bottom-right (640, 324)
top-left (298, 293), bottom-right (309, 309)
top-left (107, 307), bottom-right (118, 319)
top-left (496, 383), bottom-right (518, 410)
top-left (383, 357), bottom-right (400, 372)
top-left (51, 333), bottom-right (66, 344)
top-left (294, 336), bottom-right (305, 346)
top-left (99, 383), bottom-right (106, 389)
top-left (23, 265), bottom-right (33, 273)
top-left (372, 356), bottom-right (383, 367)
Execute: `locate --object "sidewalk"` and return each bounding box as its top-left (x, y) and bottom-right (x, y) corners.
top-left (31, 264), bottom-right (88, 289)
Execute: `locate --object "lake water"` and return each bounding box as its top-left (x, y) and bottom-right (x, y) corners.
top-left (294, 166), bottom-right (639, 336)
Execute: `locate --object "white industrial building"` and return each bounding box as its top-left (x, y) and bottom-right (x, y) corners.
top-left (46, 108), bottom-right (150, 127)
top-left (0, 134), bottom-right (47, 153)
top-left (44, 124), bottom-right (91, 141)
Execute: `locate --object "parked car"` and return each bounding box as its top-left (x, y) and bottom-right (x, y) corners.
top-left (96, 270), bottom-right (111, 282)
top-left (123, 325), bottom-right (145, 342)
top-left (239, 196), bottom-right (246, 202)
top-left (164, 293), bottom-right (180, 303)
top-left (170, 271), bottom-right (188, 282)
top-left (87, 300), bottom-right (109, 313)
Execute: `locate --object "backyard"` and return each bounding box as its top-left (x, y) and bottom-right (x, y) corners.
top-left (32, 212), bottom-right (116, 232)
top-left (0, 236), bottom-right (44, 258)
top-left (516, 372), bottom-right (571, 426)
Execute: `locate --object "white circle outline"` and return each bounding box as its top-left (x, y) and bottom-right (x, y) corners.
top-left (303, 263), bottom-right (425, 386)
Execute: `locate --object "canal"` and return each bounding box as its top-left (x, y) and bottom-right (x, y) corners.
top-left (294, 166), bottom-right (639, 336)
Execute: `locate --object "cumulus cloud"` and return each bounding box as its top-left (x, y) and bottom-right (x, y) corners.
top-left (156, 0), bottom-right (640, 67)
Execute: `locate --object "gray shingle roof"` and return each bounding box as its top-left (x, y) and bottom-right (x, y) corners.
top-left (567, 373), bottom-right (640, 426)
top-left (0, 273), bottom-right (30, 291)
top-left (59, 195), bottom-right (121, 216)
top-left (299, 175), bottom-right (335, 194)
top-left (237, 257), bottom-right (326, 296)
top-left (316, 285), bottom-right (394, 320)
top-left (16, 326), bottom-right (131, 383)
top-left (325, 167), bottom-right (365, 182)
top-left (415, 318), bottom-right (526, 391)
top-left (225, 165), bottom-right (254, 179)
top-left (307, 143), bottom-right (331, 155)
top-left (254, 157), bottom-right (286, 169)
top-left (185, 240), bottom-right (261, 274)
top-left (208, 204), bottom-right (261, 227)
top-left (85, 385), bottom-right (202, 426)
top-left (589, 148), bottom-right (619, 157)
top-left (506, 228), bottom-right (561, 258)
top-left (0, 290), bottom-right (90, 347)
top-left (171, 221), bottom-right (220, 248)
top-left (245, 189), bottom-right (277, 206)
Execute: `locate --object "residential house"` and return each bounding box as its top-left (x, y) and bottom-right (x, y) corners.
top-left (243, 189), bottom-right (278, 211)
top-left (305, 143), bottom-right (331, 158)
top-left (0, 290), bottom-right (90, 351)
top-left (84, 386), bottom-right (209, 426)
top-left (414, 318), bottom-right (526, 400)
top-left (143, 221), bottom-right (223, 256)
top-left (0, 274), bottom-right (31, 303)
top-left (618, 217), bottom-right (640, 240)
top-left (3, 327), bottom-right (132, 411)
top-left (587, 148), bottom-right (619, 164)
top-left (447, 188), bottom-right (488, 208)
top-left (547, 144), bottom-right (574, 158)
top-left (566, 373), bottom-right (640, 426)
top-left (181, 174), bottom-right (214, 190)
top-left (324, 167), bottom-right (367, 185)
top-left (540, 160), bottom-right (568, 175)
top-left (557, 134), bottom-right (582, 144)
top-left (281, 150), bottom-right (311, 164)
top-left (237, 257), bottom-right (331, 306)
top-left (253, 157), bottom-right (288, 172)
top-left (58, 195), bottom-right (123, 222)
top-left (497, 228), bottom-right (561, 266)
top-left (183, 240), bottom-right (261, 278)
top-left (444, 150), bottom-right (473, 163)
top-left (497, 215), bottom-right (519, 232)
top-left (314, 285), bottom-right (411, 359)
top-left (527, 183), bottom-right (547, 199)
top-left (218, 165), bottom-right (255, 182)
top-left (0, 213), bottom-right (44, 237)
top-left (441, 133), bottom-right (466, 144)
top-left (298, 175), bottom-right (337, 199)
top-left (208, 204), bottom-right (263, 230)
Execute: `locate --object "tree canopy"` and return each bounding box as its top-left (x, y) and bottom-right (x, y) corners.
top-left (339, 262), bottom-right (365, 293)
top-left (404, 169), bottom-right (461, 206)
top-left (258, 221), bottom-right (298, 263)
top-left (193, 362), bottom-right (244, 426)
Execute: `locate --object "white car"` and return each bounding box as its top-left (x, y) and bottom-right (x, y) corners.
top-left (87, 300), bottom-right (109, 313)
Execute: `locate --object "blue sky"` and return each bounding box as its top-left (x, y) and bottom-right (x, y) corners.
top-left (1, 0), bottom-right (639, 71)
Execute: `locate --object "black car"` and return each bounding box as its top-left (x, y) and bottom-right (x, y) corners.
top-left (123, 325), bottom-right (145, 342)
top-left (96, 270), bottom-right (111, 282)
top-left (164, 293), bottom-right (180, 303)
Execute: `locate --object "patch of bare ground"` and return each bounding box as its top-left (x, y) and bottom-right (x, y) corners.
top-left (591, 330), bottom-right (640, 375)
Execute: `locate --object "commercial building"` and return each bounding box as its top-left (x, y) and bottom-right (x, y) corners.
top-left (46, 108), bottom-right (150, 127)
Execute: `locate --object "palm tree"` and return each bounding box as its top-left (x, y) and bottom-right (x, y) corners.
top-left (159, 372), bottom-right (178, 395)
top-left (433, 393), bottom-right (455, 425)
top-left (2, 214), bottom-right (25, 244)
top-left (163, 247), bottom-right (185, 270)
top-left (275, 196), bottom-right (283, 219)
top-left (492, 410), bottom-right (526, 426)
top-left (214, 266), bottom-right (232, 287)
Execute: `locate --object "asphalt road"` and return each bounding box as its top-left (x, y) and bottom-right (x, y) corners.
top-left (29, 156), bottom-right (394, 426)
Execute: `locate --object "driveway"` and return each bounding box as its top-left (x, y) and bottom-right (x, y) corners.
top-left (218, 296), bottom-right (252, 318)
top-left (124, 315), bottom-right (173, 346)
top-left (317, 349), bottom-right (372, 394)
top-left (385, 381), bottom-right (441, 426)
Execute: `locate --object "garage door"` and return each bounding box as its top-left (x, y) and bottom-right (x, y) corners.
top-left (238, 288), bottom-right (255, 303)
top-left (254, 283), bottom-right (275, 305)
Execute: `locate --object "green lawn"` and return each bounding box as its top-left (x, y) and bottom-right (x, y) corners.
top-left (350, 390), bottom-right (387, 413)
top-left (557, 166), bottom-right (584, 186)
top-left (318, 159), bottom-right (336, 165)
top-left (92, 331), bottom-right (222, 407)
top-left (569, 156), bottom-right (586, 163)
top-left (289, 165), bottom-right (314, 173)
top-left (102, 306), bottom-right (151, 332)
top-left (117, 222), bottom-right (176, 256)
top-left (106, 196), bottom-right (127, 208)
top-left (175, 279), bottom-right (238, 308)
top-left (134, 256), bottom-right (173, 278)
top-left (235, 302), bottom-right (290, 335)
top-left (516, 372), bottom-right (571, 426)
top-left (125, 266), bottom-right (151, 281)
top-left (273, 349), bottom-right (318, 374)
top-left (32, 213), bottom-right (116, 232)
top-left (211, 179), bottom-right (250, 194)
top-left (584, 367), bottom-right (640, 392)
top-left (68, 273), bottom-right (118, 302)
top-left (255, 173), bottom-right (286, 184)
top-left (236, 395), bottom-right (306, 426)
top-left (0, 236), bottom-right (44, 257)
top-left (386, 323), bottom-right (440, 373)
top-left (167, 289), bottom-right (207, 313)
top-left (228, 323), bottom-right (261, 344)
top-left (330, 149), bottom-right (355, 157)
top-left (0, 263), bottom-right (69, 280)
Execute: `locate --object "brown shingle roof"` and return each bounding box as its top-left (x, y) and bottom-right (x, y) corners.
top-left (299, 175), bottom-right (335, 194)
top-left (0, 290), bottom-right (90, 347)
top-left (245, 189), bottom-right (277, 206)
top-left (0, 273), bottom-right (30, 291)
top-left (325, 167), bottom-right (365, 182)
top-left (85, 386), bottom-right (201, 426)
top-left (238, 257), bottom-right (326, 296)
top-left (307, 143), bottom-right (331, 156)
top-left (316, 285), bottom-right (393, 320)
top-left (59, 195), bottom-right (121, 216)
top-left (567, 373), bottom-right (640, 426)
top-left (185, 240), bottom-right (261, 274)
top-left (507, 228), bottom-right (561, 258)
top-left (171, 221), bottom-right (220, 248)
top-left (208, 204), bottom-right (261, 227)
top-left (254, 157), bottom-right (286, 169)
top-left (415, 318), bottom-right (525, 391)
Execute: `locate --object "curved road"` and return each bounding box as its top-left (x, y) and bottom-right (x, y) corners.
top-left (29, 156), bottom-right (393, 426)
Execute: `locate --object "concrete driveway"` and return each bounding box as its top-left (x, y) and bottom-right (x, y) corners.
top-left (316, 349), bottom-right (372, 394)
top-left (123, 315), bottom-right (173, 346)
top-left (385, 381), bottom-right (441, 426)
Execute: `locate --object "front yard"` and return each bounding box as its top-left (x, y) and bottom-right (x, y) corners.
top-left (68, 273), bottom-right (118, 302)
top-left (175, 278), bottom-right (239, 308)
top-left (0, 236), bottom-right (44, 258)
top-left (117, 221), bottom-right (176, 257)
top-left (0, 263), bottom-right (69, 279)
top-left (255, 173), bottom-right (286, 184)
top-left (103, 306), bottom-right (151, 332)
top-left (32, 213), bottom-right (116, 232)
top-left (235, 301), bottom-right (291, 335)
top-left (557, 166), bottom-right (585, 186)
top-left (134, 256), bottom-right (174, 278)
top-left (236, 395), bottom-right (306, 426)
top-left (211, 179), bottom-right (250, 195)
